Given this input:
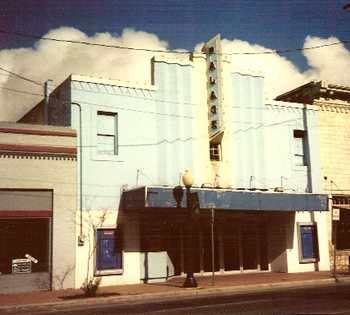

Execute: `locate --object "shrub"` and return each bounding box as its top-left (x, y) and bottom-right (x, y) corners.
top-left (81, 277), bottom-right (101, 297)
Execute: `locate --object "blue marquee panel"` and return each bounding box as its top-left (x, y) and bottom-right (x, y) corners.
top-left (122, 186), bottom-right (328, 212)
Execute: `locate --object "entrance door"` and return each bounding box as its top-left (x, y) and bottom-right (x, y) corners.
top-left (198, 222), bottom-right (219, 272)
top-left (242, 223), bottom-right (258, 270)
top-left (222, 222), bottom-right (240, 271)
top-left (259, 223), bottom-right (269, 270)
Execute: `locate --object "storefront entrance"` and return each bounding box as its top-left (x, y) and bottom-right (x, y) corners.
top-left (0, 189), bottom-right (53, 293)
top-left (0, 218), bottom-right (51, 292)
top-left (139, 210), bottom-right (269, 281)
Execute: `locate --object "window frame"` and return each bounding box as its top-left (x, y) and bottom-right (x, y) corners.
top-left (210, 143), bottom-right (222, 161)
top-left (293, 129), bottom-right (307, 167)
top-left (96, 111), bottom-right (118, 156)
top-left (297, 222), bottom-right (319, 263)
top-left (94, 227), bottom-right (123, 276)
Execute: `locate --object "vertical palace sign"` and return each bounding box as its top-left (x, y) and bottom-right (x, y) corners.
top-left (202, 34), bottom-right (224, 140)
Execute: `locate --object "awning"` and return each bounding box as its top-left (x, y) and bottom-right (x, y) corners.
top-left (122, 186), bottom-right (329, 212)
top-left (0, 190), bottom-right (53, 217)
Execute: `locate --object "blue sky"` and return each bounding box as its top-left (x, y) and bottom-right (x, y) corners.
top-left (1, 0), bottom-right (349, 71)
top-left (1, 0), bottom-right (350, 121)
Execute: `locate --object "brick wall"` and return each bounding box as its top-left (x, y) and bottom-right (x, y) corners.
top-left (317, 100), bottom-right (350, 193)
top-left (316, 100), bottom-right (350, 272)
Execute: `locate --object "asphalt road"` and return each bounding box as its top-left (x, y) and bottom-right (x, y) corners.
top-left (4, 282), bottom-right (350, 315)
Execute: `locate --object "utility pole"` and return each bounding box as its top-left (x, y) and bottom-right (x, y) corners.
top-left (211, 206), bottom-right (215, 286)
top-left (330, 180), bottom-right (338, 279)
top-left (208, 203), bottom-right (215, 286)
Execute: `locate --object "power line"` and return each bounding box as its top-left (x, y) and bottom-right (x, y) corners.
top-left (0, 85), bottom-right (195, 119)
top-left (0, 29), bottom-right (347, 56)
top-left (0, 72), bottom-right (16, 77)
top-left (0, 86), bottom-right (43, 97)
top-left (225, 40), bottom-right (348, 56)
top-left (0, 79), bottom-right (332, 113)
top-left (0, 65), bottom-right (43, 87)
top-left (69, 97), bottom-right (194, 119)
top-left (1, 84), bottom-right (349, 125)
top-left (0, 83), bottom-right (346, 118)
top-left (70, 85), bottom-right (200, 107)
top-left (0, 29), bottom-right (187, 55)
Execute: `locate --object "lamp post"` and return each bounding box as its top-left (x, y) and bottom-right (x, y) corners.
top-left (182, 170), bottom-right (198, 288)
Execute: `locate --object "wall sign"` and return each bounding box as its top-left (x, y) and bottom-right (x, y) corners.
top-left (333, 208), bottom-right (340, 221)
top-left (12, 258), bottom-right (32, 274)
top-left (202, 34), bottom-right (224, 139)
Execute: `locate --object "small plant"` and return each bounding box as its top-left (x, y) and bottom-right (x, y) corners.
top-left (81, 277), bottom-right (101, 297)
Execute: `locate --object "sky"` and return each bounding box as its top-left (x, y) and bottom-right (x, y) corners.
top-left (0, 0), bottom-right (350, 120)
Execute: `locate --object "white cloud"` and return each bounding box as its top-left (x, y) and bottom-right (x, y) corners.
top-left (0, 27), bottom-right (169, 121)
top-left (302, 35), bottom-right (350, 85)
top-left (220, 38), bottom-right (306, 98)
top-left (0, 27), bottom-right (349, 121)
top-left (196, 36), bottom-right (350, 99)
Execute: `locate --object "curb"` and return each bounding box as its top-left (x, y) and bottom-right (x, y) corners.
top-left (1, 276), bottom-right (349, 313)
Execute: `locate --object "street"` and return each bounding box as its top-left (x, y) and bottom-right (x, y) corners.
top-left (3, 282), bottom-right (350, 315)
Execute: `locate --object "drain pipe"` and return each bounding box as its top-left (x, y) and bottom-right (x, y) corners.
top-left (71, 102), bottom-right (84, 246)
top-left (303, 104), bottom-right (319, 270)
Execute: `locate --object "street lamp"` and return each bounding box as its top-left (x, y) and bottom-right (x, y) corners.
top-left (182, 170), bottom-right (198, 288)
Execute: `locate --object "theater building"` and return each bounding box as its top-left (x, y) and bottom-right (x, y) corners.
top-left (18, 35), bottom-right (330, 288)
top-left (0, 122), bottom-right (77, 293)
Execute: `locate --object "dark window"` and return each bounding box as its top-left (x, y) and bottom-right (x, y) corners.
top-left (97, 111), bottom-right (118, 155)
top-left (298, 223), bottom-right (319, 263)
top-left (331, 195), bottom-right (350, 249)
top-left (293, 129), bottom-right (307, 166)
top-left (95, 228), bottom-right (123, 275)
top-left (0, 218), bottom-right (50, 274)
top-left (210, 143), bottom-right (221, 161)
top-left (336, 209), bottom-right (350, 250)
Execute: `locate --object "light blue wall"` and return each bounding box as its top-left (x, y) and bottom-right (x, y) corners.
top-left (153, 61), bottom-right (196, 186)
top-left (68, 61), bottom-right (196, 210)
top-left (231, 73), bottom-right (266, 189)
top-left (230, 72), bottom-right (321, 193)
top-left (51, 63), bottom-right (322, 211)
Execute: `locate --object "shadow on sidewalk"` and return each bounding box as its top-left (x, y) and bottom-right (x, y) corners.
top-left (59, 292), bottom-right (121, 300)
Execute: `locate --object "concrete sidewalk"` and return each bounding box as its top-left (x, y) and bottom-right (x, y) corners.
top-left (0, 271), bottom-right (349, 312)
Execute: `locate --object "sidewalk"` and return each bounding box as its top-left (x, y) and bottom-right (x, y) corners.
top-left (0, 271), bottom-right (349, 311)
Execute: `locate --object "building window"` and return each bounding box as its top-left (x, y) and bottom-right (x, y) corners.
top-left (336, 211), bottom-right (350, 249)
top-left (293, 130), bottom-right (307, 166)
top-left (298, 223), bottom-right (319, 263)
top-left (97, 111), bottom-right (118, 155)
top-left (210, 143), bottom-right (221, 161)
top-left (333, 195), bottom-right (350, 250)
top-left (95, 228), bottom-right (123, 275)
